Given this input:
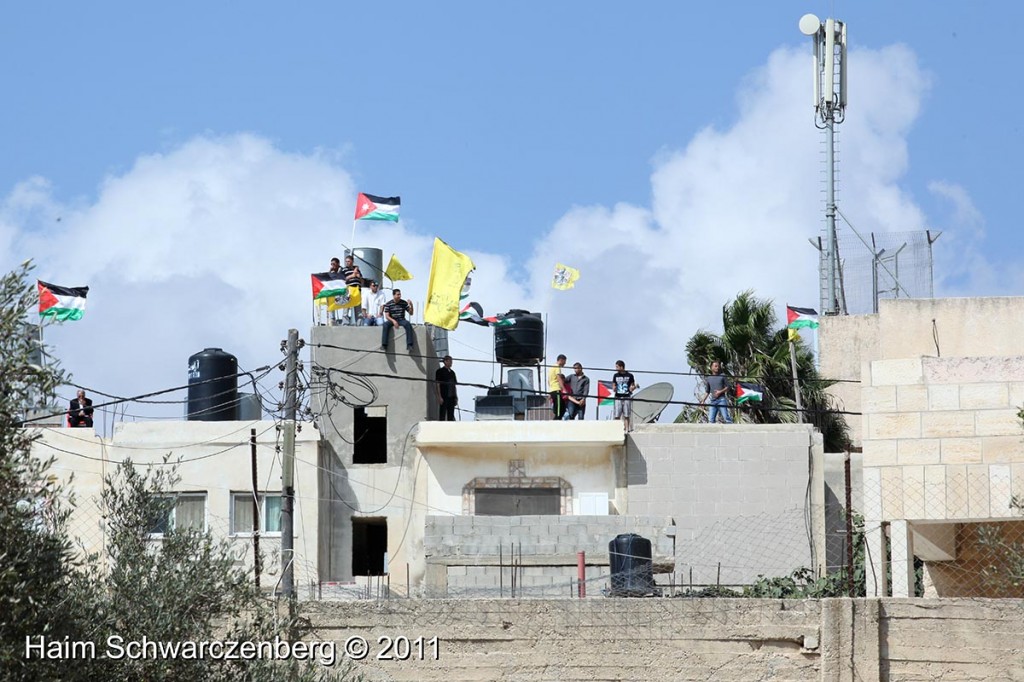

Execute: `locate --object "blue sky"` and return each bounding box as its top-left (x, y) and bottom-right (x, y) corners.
top-left (2, 1), bottom-right (1020, 422)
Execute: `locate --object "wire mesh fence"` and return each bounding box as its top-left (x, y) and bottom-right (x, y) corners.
top-left (861, 461), bottom-right (1024, 598)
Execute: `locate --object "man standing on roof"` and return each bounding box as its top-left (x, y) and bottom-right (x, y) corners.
top-left (548, 354), bottom-right (567, 419)
top-left (341, 254), bottom-right (363, 325)
top-left (565, 362), bottom-right (590, 420)
top-left (705, 360), bottom-right (733, 424)
top-left (434, 355), bottom-right (458, 421)
top-left (612, 360), bottom-right (637, 431)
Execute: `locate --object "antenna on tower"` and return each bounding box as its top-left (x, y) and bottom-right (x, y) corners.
top-left (800, 13), bottom-right (848, 315)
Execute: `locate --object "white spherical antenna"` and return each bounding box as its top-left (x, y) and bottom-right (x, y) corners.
top-left (799, 13), bottom-right (821, 36)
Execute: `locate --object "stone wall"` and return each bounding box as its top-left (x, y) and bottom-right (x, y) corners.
top-left (422, 514), bottom-right (674, 597)
top-left (818, 296), bottom-right (1024, 448)
top-left (303, 597), bottom-right (1024, 681)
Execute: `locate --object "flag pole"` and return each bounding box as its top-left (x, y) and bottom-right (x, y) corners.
top-left (789, 334), bottom-right (804, 424)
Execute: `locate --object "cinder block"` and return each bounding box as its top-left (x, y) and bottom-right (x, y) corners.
top-left (941, 438), bottom-right (983, 464)
top-left (737, 446), bottom-right (763, 461)
top-left (694, 433), bottom-right (720, 448)
top-left (928, 385), bottom-right (960, 411)
top-left (902, 466), bottom-right (926, 518)
top-left (671, 433), bottom-right (697, 447)
top-left (982, 435), bottom-right (1024, 463)
top-left (990, 464), bottom-right (1013, 516)
top-left (897, 439), bottom-right (941, 466)
top-left (715, 446), bottom-right (740, 461)
top-left (945, 465), bottom-right (969, 519)
top-left (881, 467), bottom-right (904, 519)
top-left (863, 385), bottom-right (897, 412)
top-left (960, 383), bottom-right (1010, 410)
top-left (862, 439), bottom-right (897, 467)
top-left (896, 385), bottom-right (929, 412)
top-left (967, 465), bottom-right (991, 517)
top-left (869, 412), bottom-right (922, 440)
top-left (921, 411), bottom-right (975, 439)
top-left (924, 465), bottom-right (946, 518)
top-left (975, 409), bottom-right (1021, 437)
top-left (871, 358), bottom-right (924, 386)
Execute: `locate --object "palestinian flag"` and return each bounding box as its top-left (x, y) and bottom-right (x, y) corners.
top-left (38, 281), bottom-right (88, 321)
top-left (786, 306), bottom-right (819, 329)
top-left (459, 301), bottom-right (515, 327)
top-left (354, 193), bottom-right (400, 222)
top-left (311, 272), bottom-right (347, 300)
top-left (597, 380), bottom-right (615, 407)
top-left (735, 382), bottom-right (764, 404)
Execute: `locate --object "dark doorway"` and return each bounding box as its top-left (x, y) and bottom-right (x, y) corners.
top-left (475, 488), bottom-right (560, 516)
top-left (353, 407), bottom-right (387, 464)
top-left (352, 517), bottom-right (388, 576)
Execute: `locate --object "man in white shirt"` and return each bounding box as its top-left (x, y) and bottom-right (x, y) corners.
top-left (362, 281), bottom-right (387, 326)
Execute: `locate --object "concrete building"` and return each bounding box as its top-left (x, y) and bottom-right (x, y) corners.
top-left (820, 297), bottom-right (1024, 597)
top-left (311, 325), bottom-right (826, 596)
top-left (37, 323), bottom-right (828, 598)
top-left (35, 419), bottom-right (322, 593)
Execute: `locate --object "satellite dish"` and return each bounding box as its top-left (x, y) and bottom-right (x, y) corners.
top-left (630, 382), bottom-right (675, 425)
top-left (799, 13), bottom-right (821, 36)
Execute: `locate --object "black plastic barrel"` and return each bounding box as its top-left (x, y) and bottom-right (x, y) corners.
top-left (187, 348), bottom-right (238, 421)
top-left (494, 310), bottom-right (544, 365)
top-left (609, 533), bottom-right (654, 596)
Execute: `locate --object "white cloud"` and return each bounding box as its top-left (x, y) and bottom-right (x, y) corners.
top-left (3, 42), bottom-right (996, 427)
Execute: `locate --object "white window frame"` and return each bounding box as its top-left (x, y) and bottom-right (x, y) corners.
top-left (230, 492), bottom-right (283, 537)
top-left (147, 492), bottom-right (208, 537)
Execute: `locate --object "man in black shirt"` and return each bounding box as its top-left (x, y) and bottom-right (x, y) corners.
top-left (434, 355), bottom-right (458, 421)
top-left (381, 288), bottom-right (415, 350)
top-left (705, 360), bottom-right (733, 424)
top-left (612, 360), bottom-right (637, 431)
top-left (68, 389), bottom-right (94, 428)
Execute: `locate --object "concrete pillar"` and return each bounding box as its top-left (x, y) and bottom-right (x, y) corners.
top-left (865, 522), bottom-right (888, 597)
top-left (890, 519), bottom-right (915, 597)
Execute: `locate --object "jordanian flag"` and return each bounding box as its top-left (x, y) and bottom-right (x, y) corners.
top-left (38, 281), bottom-right (88, 321)
top-left (786, 306), bottom-right (819, 329)
top-left (735, 382), bottom-right (764, 404)
top-left (354, 193), bottom-right (400, 222)
top-left (311, 272), bottom-right (347, 300)
top-left (597, 380), bottom-right (615, 407)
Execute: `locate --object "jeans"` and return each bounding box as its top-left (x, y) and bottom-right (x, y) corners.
top-left (381, 319), bottom-right (414, 348)
top-left (564, 401), bottom-right (585, 420)
top-left (707, 396), bottom-right (732, 424)
top-left (364, 316), bottom-right (385, 327)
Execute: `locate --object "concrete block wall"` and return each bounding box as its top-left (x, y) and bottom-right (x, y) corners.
top-left (862, 355), bottom-right (1024, 524)
top-left (304, 597), bottom-right (1024, 681)
top-left (626, 424), bottom-right (824, 586)
top-left (423, 514), bottom-right (674, 597)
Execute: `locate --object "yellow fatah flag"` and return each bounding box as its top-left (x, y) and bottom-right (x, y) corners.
top-left (326, 285), bottom-right (362, 311)
top-left (787, 328), bottom-right (800, 343)
top-left (551, 263), bottom-right (580, 290)
top-left (385, 254), bottom-right (413, 282)
top-left (423, 237), bottom-right (475, 330)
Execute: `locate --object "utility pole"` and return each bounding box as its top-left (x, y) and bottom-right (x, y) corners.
top-left (281, 329), bottom-right (298, 598)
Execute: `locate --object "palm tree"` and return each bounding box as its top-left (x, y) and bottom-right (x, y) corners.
top-left (684, 290), bottom-right (850, 452)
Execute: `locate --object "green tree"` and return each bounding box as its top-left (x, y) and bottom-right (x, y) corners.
top-left (0, 263), bottom-right (356, 681)
top-left (684, 290), bottom-right (850, 452)
top-left (0, 263), bottom-right (93, 681)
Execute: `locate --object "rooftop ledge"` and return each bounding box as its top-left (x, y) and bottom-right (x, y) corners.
top-left (415, 420), bottom-right (626, 448)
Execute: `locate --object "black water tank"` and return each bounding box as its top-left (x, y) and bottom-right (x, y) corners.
top-left (494, 310), bottom-right (544, 365)
top-left (609, 533), bottom-right (654, 596)
top-left (187, 348), bottom-right (238, 421)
